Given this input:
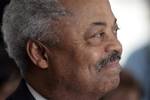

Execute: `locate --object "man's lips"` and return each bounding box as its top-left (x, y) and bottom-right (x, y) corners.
top-left (95, 51), bottom-right (121, 72)
top-left (105, 60), bottom-right (120, 68)
top-left (97, 59), bottom-right (121, 72)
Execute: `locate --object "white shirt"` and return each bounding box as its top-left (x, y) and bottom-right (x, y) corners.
top-left (26, 83), bottom-right (47, 100)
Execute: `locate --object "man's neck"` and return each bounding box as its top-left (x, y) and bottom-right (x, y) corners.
top-left (25, 68), bottom-right (102, 100)
top-left (26, 83), bottom-right (47, 100)
top-left (26, 78), bottom-right (101, 100)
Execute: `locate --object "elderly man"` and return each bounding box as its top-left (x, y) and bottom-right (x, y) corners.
top-left (2, 0), bottom-right (122, 100)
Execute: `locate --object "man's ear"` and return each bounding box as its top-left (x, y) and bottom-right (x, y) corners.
top-left (26, 39), bottom-right (49, 69)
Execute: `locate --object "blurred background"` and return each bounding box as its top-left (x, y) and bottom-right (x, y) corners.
top-left (110, 0), bottom-right (150, 100)
top-left (0, 0), bottom-right (150, 100)
top-left (110, 0), bottom-right (150, 66)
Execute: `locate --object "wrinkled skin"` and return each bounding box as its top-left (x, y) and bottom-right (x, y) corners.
top-left (26, 0), bottom-right (122, 100)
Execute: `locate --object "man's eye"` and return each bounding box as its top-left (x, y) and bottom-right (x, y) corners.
top-left (114, 26), bottom-right (120, 34)
top-left (91, 32), bottom-right (105, 38)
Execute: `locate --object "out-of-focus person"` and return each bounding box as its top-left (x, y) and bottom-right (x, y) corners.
top-left (0, 48), bottom-right (21, 100)
top-left (102, 69), bottom-right (143, 100)
top-left (125, 44), bottom-right (150, 100)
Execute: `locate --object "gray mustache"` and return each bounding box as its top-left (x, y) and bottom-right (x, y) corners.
top-left (96, 51), bottom-right (121, 71)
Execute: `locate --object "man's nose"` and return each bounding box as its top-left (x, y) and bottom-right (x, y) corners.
top-left (105, 38), bottom-right (122, 54)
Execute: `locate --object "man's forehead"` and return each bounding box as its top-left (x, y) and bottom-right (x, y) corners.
top-left (56, 0), bottom-right (115, 30)
top-left (58, 0), bottom-right (111, 12)
top-left (58, 0), bottom-right (113, 20)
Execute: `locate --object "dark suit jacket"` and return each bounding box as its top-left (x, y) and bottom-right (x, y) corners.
top-left (7, 79), bottom-right (35, 100)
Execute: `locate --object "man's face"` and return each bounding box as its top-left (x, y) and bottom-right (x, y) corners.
top-left (46, 0), bottom-right (122, 97)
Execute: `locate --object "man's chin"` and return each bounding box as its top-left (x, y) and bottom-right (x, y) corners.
top-left (110, 75), bottom-right (120, 90)
top-left (103, 64), bottom-right (121, 93)
top-left (96, 73), bottom-right (120, 98)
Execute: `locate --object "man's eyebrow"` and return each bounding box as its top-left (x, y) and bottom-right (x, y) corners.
top-left (114, 18), bottom-right (117, 25)
top-left (92, 18), bottom-right (117, 26)
top-left (92, 22), bottom-right (106, 26)
top-left (114, 18), bottom-right (119, 28)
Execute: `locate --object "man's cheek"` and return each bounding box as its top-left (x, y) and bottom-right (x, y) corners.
top-left (86, 50), bottom-right (103, 64)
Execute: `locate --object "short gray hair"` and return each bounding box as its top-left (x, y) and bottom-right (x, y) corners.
top-left (2, 0), bottom-right (68, 75)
